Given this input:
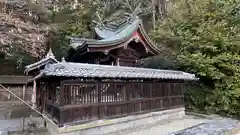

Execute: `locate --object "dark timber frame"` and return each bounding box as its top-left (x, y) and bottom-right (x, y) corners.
top-left (39, 78), bottom-right (187, 126)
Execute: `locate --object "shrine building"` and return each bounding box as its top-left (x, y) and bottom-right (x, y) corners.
top-left (25, 15), bottom-right (197, 129)
top-left (66, 16), bottom-right (161, 67)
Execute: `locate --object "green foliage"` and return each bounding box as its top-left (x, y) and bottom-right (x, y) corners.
top-left (0, 48), bottom-right (36, 75)
top-left (151, 0), bottom-right (240, 117)
top-left (1, 0), bottom-right (154, 74)
top-left (144, 55), bottom-right (177, 70)
top-left (49, 1), bottom-right (99, 59)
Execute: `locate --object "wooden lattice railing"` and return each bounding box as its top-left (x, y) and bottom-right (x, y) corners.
top-left (45, 80), bottom-right (185, 125)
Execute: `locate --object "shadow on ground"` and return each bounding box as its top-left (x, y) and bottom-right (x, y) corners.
top-left (169, 119), bottom-right (240, 135)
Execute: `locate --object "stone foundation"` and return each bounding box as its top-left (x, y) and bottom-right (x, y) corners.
top-left (47, 107), bottom-right (185, 135)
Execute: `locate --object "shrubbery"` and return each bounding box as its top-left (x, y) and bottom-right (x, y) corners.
top-left (151, 0), bottom-right (240, 117)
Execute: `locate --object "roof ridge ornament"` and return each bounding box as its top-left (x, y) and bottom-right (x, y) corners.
top-left (45, 48), bottom-right (55, 59)
top-left (61, 57), bottom-right (66, 62)
top-left (117, 58), bottom-right (120, 66)
top-left (93, 12), bottom-right (105, 28)
top-left (93, 2), bottom-right (142, 30)
top-left (24, 48), bottom-right (58, 75)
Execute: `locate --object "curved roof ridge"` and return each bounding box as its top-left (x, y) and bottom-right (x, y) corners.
top-left (68, 17), bottom-right (163, 56)
top-left (137, 19), bottom-right (163, 54)
top-left (69, 19), bottom-right (141, 49)
top-left (94, 27), bottom-right (117, 39)
top-left (94, 17), bottom-right (141, 39)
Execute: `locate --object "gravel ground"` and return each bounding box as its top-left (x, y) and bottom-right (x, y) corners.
top-left (104, 115), bottom-right (240, 135)
top-left (0, 114), bottom-right (239, 135)
top-left (0, 117), bottom-right (47, 135)
top-left (8, 129), bottom-right (50, 135)
top-left (103, 115), bottom-right (210, 135)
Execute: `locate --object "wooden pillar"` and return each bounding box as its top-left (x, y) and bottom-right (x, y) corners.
top-left (139, 83), bottom-right (143, 112)
top-left (160, 83), bottom-right (163, 109)
top-left (32, 80), bottom-right (37, 109)
top-left (123, 85), bottom-right (126, 101)
top-left (181, 83), bottom-right (185, 106)
top-left (7, 86), bottom-right (10, 100)
top-left (121, 84), bottom-right (126, 114)
top-left (124, 83), bottom-right (129, 114)
top-left (59, 82), bottom-right (64, 106)
top-left (22, 85), bottom-right (26, 101)
top-left (59, 108), bottom-right (64, 126)
top-left (58, 82), bottom-right (65, 126)
top-left (168, 83), bottom-right (172, 109)
top-left (149, 83), bottom-right (152, 110)
top-left (97, 82), bottom-right (101, 119)
top-left (116, 58), bottom-right (120, 66)
top-left (43, 82), bottom-right (48, 113)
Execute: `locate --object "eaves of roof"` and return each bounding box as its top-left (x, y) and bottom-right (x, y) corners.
top-left (24, 57), bottom-right (59, 74)
top-left (39, 62), bottom-right (198, 81)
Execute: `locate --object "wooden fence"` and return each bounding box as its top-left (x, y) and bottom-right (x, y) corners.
top-left (0, 75), bottom-right (33, 103)
top-left (45, 80), bottom-right (185, 125)
top-left (0, 86), bottom-right (33, 102)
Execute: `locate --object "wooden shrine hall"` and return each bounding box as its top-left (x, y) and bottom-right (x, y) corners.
top-left (66, 16), bottom-right (161, 67)
top-left (25, 15), bottom-right (197, 126)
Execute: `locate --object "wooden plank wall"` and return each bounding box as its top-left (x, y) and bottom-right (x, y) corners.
top-left (0, 75), bottom-right (33, 103)
top-left (0, 85), bottom-right (33, 102)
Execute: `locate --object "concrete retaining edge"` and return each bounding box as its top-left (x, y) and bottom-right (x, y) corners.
top-left (47, 107), bottom-right (185, 135)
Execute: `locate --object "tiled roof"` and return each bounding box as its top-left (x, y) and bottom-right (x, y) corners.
top-left (24, 49), bottom-right (59, 74)
top-left (94, 27), bottom-right (116, 39)
top-left (69, 19), bottom-right (140, 50)
top-left (41, 62), bottom-right (197, 80)
top-left (68, 17), bottom-right (162, 56)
